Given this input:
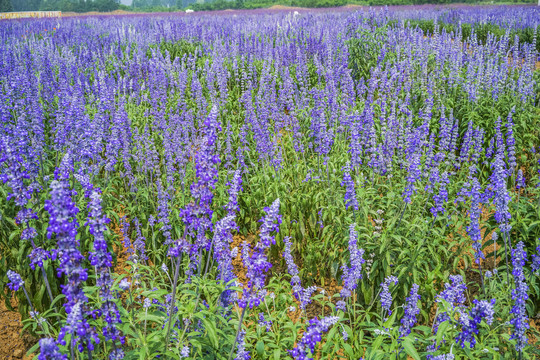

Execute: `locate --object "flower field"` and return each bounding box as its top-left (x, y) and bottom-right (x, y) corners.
top-left (1, 5), bottom-right (540, 360)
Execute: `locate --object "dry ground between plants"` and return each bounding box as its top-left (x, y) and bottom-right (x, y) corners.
top-left (0, 297), bottom-right (36, 360)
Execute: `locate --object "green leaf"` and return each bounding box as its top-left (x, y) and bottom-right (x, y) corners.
top-left (402, 337), bottom-right (420, 360)
top-left (256, 340), bottom-right (265, 357)
top-left (436, 321), bottom-right (449, 347)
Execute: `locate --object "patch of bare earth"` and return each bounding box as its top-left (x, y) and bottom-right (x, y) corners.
top-left (0, 297), bottom-right (36, 360)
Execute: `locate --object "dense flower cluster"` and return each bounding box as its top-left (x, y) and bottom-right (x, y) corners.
top-left (399, 284), bottom-right (421, 338)
top-left (380, 275), bottom-right (398, 316)
top-left (510, 241), bottom-right (529, 352)
top-left (289, 316), bottom-right (340, 360)
top-left (7, 270), bottom-right (24, 291)
top-left (38, 338), bottom-right (67, 360)
top-left (455, 299), bottom-right (495, 348)
top-left (239, 199), bottom-right (281, 309)
top-left (466, 178), bottom-right (484, 264)
top-left (235, 330), bottom-right (250, 360)
top-left (283, 236), bottom-right (315, 310)
top-left (340, 224), bottom-right (365, 298)
top-left (180, 106), bottom-right (222, 251)
top-left (532, 245), bottom-right (540, 274)
top-left (341, 162), bottom-right (358, 211)
top-left (87, 191), bottom-right (122, 345)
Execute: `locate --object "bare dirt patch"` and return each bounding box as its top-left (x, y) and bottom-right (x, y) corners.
top-left (0, 297), bottom-right (35, 360)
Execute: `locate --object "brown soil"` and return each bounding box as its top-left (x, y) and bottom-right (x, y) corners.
top-left (0, 297), bottom-right (36, 360)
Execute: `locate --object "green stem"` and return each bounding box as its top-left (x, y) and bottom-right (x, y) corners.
top-left (228, 306), bottom-right (247, 360)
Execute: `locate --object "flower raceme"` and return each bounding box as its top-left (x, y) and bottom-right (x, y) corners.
top-left (510, 241), bottom-right (529, 352)
top-left (340, 224), bottom-right (365, 299)
top-left (239, 199), bottom-right (281, 309)
top-left (289, 316), bottom-right (340, 360)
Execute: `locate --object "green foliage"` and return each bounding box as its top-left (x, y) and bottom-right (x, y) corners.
top-left (39, 0), bottom-right (119, 12)
top-left (1, 8), bottom-right (540, 360)
top-left (0, 0), bottom-right (13, 12)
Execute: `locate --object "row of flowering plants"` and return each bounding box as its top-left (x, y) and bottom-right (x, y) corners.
top-left (1, 5), bottom-right (540, 360)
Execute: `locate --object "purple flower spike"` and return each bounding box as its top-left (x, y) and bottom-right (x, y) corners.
top-left (380, 275), bottom-right (398, 316)
top-left (240, 199), bottom-right (281, 309)
top-left (341, 162), bottom-right (358, 211)
top-left (399, 284), bottom-right (421, 338)
top-left (289, 316), bottom-right (340, 360)
top-left (340, 224), bottom-right (365, 298)
top-left (456, 299), bottom-right (496, 349)
top-left (38, 338), bottom-right (67, 360)
top-left (510, 241), bottom-right (529, 352)
top-left (7, 270), bottom-right (24, 291)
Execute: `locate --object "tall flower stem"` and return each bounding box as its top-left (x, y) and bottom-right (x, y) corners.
top-left (396, 202), bottom-right (407, 230)
top-left (503, 231), bottom-right (510, 282)
top-left (478, 261), bottom-right (485, 297)
top-left (40, 266), bottom-right (54, 304)
top-left (165, 256), bottom-right (182, 350)
top-left (21, 287), bottom-right (35, 314)
top-left (229, 306), bottom-right (247, 360)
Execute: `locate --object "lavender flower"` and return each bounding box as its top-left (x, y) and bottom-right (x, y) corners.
top-left (341, 162), bottom-right (358, 211)
top-left (491, 119), bottom-right (511, 235)
top-left (211, 215), bottom-right (238, 308)
top-left (340, 224), bottom-right (365, 298)
top-left (431, 353), bottom-right (455, 360)
top-left (45, 178), bottom-right (88, 313)
top-left (516, 169), bottom-right (525, 190)
top-left (510, 241), bottom-right (529, 352)
top-left (505, 108), bottom-right (516, 171)
top-left (109, 348), bottom-right (125, 360)
top-left (180, 106), bottom-right (221, 252)
top-left (38, 338), bottom-right (67, 360)
top-left (430, 171), bottom-right (449, 218)
top-left (432, 275), bottom-right (468, 337)
top-left (180, 345), bottom-right (189, 358)
top-left (532, 245), bottom-right (540, 274)
top-left (336, 300), bottom-right (347, 312)
top-left (258, 312), bottom-right (272, 332)
top-left (235, 330), bottom-right (250, 360)
top-left (87, 191), bottom-right (122, 344)
top-left (402, 151), bottom-right (422, 204)
top-left (258, 199), bottom-right (282, 248)
top-left (399, 284), bottom-right (421, 338)
top-left (283, 237), bottom-right (299, 278)
top-left (21, 226), bottom-right (38, 241)
top-left (29, 248), bottom-right (50, 270)
top-left (132, 217), bottom-right (147, 262)
top-left (380, 276), bottom-right (398, 316)
top-left (240, 199), bottom-right (281, 309)
top-left (467, 178), bottom-right (485, 264)
top-left (119, 279), bottom-right (131, 291)
top-left (6, 270), bottom-right (24, 291)
top-left (456, 299), bottom-right (496, 348)
top-left (437, 275), bottom-right (467, 307)
top-left (225, 170), bottom-right (243, 216)
top-left (289, 316), bottom-right (340, 360)
top-left (57, 302), bottom-right (99, 353)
